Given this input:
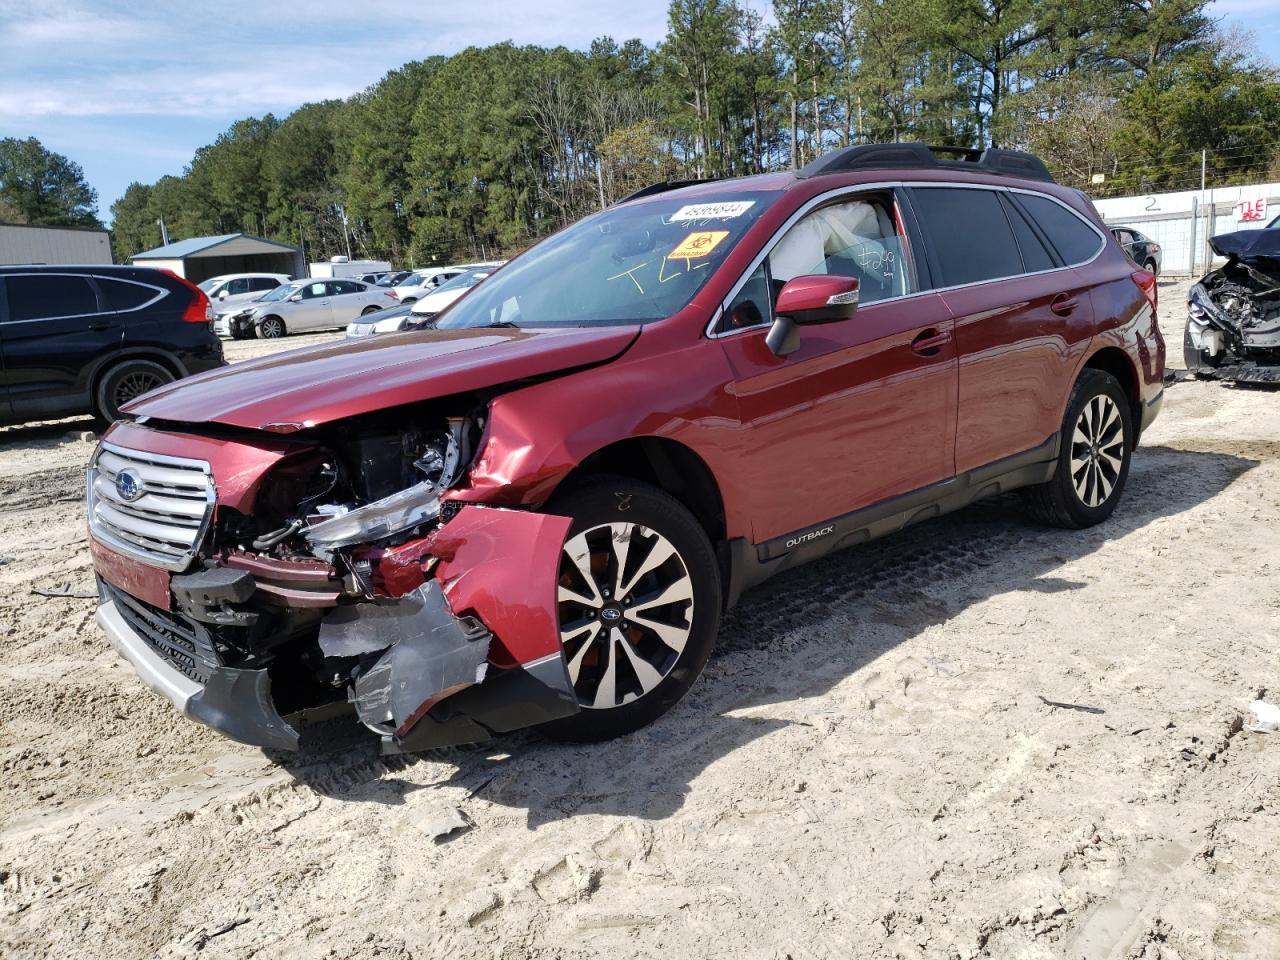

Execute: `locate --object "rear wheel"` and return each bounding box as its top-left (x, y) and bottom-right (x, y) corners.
top-left (95, 359), bottom-right (173, 422)
top-left (541, 477), bottom-right (721, 742)
top-left (258, 315), bottom-right (286, 339)
top-left (361, 305), bottom-right (379, 316)
top-left (1021, 369), bottom-right (1133, 529)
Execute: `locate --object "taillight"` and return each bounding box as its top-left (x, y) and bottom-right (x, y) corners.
top-left (384, 291), bottom-right (397, 300)
top-left (156, 269), bottom-right (215, 323)
top-left (1131, 270), bottom-right (1157, 311)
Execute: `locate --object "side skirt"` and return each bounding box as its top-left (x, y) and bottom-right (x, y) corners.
top-left (723, 434), bottom-right (1059, 608)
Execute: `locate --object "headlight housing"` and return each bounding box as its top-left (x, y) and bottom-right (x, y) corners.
top-left (398, 313), bottom-right (436, 331)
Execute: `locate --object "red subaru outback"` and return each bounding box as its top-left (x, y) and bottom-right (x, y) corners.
top-left (87, 144), bottom-right (1164, 753)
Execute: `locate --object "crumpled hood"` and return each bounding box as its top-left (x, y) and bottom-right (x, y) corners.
top-left (1210, 228), bottom-right (1280, 260)
top-left (124, 325), bottom-right (641, 430)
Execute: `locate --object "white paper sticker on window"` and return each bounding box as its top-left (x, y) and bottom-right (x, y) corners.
top-left (670, 201), bottom-right (756, 222)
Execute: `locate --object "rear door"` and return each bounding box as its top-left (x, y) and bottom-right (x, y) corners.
top-left (327, 280), bottom-right (367, 324)
top-left (0, 271), bottom-right (120, 419)
top-left (910, 185), bottom-right (1096, 474)
top-left (716, 189), bottom-right (958, 543)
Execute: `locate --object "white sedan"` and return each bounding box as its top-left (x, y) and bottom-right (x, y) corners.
top-left (347, 267), bottom-right (497, 338)
top-left (235, 278), bottom-right (398, 338)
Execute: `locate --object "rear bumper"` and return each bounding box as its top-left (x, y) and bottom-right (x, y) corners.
top-left (1141, 387), bottom-right (1163, 435)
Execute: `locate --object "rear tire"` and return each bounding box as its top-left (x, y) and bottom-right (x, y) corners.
top-left (95, 359), bottom-right (173, 422)
top-left (258, 315), bottom-right (287, 339)
top-left (541, 476), bottom-right (721, 743)
top-left (1021, 369), bottom-right (1133, 529)
top-left (361, 305), bottom-right (379, 316)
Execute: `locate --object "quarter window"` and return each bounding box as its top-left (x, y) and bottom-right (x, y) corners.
top-left (1013, 194), bottom-right (1103, 265)
top-left (4, 274), bottom-right (100, 322)
top-left (97, 278), bottom-right (159, 312)
top-left (912, 187), bottom-right (1023, 287)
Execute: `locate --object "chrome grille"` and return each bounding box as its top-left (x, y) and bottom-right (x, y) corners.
top-left (87, 441), bottom-right (215, 571)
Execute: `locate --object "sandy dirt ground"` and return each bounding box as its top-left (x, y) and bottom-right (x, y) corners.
top-left (2, 286), bottom-right (1277, 959)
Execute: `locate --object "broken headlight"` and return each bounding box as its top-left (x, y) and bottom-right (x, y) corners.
top-left (303, 481), bottom-right (441, 555)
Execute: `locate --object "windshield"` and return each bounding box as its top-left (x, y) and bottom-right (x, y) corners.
top-left (260, 282), bottom-right (303, 302)
top-left (436, 192), bottom-right (777, 329)
top-left (197, 279), bottom-right (221, 293)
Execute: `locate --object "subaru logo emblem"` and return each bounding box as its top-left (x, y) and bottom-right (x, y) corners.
top-left (600, 607), bottom-right (622, 622)
top-left (115, 469), bottom-right (143, 502)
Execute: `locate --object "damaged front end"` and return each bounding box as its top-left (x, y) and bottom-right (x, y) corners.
top-left (89, 404), bottom-right (578, 754)
top-left (1185, 230), bottom-right (1280, 383)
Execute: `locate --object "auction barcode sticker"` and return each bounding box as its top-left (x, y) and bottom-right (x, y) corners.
top-left (670, 201), bottom-right (755, 222)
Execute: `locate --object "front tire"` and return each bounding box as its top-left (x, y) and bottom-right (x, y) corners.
top-left (1143, 258), bottom-right (1158, 276)
top-left (258, 315), bottom-right (287, 339)
top-left (1021, 369), bottom-right (1133, 529)
top-left (541, 477), bottom-right (721, 742)
top-left (95, 359), bottom-right (173, 422)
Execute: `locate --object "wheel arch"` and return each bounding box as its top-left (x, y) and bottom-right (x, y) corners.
top-left (1080, 345), bottom-right (1141, 436)
top-left (551, 436), bottom-right (727, 547)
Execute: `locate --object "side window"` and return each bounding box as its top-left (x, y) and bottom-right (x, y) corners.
top-left (97, 278), bottom-right (160, 312)
top-left (253, 278), bottom-right (278, 292)
top-left (912, 187), bottom-right (1023, 287)
top-left (4, 274), bottom-right (100, 321)
top-left (717, 194), bottom-right (911, 333)
top-left (302, 282), bottom-right (327, 299)
top-left (227, 278), bottom-right (250, 295)
top-left (1013, 194), bottom-right (1103, 266)
top-left (769, 196), bottom-right (910, 305)
top-left (1000, 195), bottom-right (1057, 273)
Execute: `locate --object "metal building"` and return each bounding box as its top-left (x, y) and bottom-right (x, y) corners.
top-left (0, 222), bottom-right (113, 265)
top-left (130, 233), bottom-right (305, 284)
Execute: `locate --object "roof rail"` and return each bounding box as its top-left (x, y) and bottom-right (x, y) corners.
top-left (615, 179), bottom-right (719, 204)
top-left (797, 142), bottom-right (1055, 184)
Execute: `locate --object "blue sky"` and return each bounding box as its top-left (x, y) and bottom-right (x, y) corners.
top-left (0, 0), bottom-right (1276, 224)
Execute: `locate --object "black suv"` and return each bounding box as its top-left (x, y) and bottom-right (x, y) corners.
top-left (0, 265), bottom-right (224, 426)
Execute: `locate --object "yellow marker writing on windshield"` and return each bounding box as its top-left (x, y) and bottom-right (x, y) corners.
top-left (669, 231), bottom-right (729, 259)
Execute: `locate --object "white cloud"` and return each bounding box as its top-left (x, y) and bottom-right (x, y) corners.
top-left (0, 0), bottom-right (671, 120)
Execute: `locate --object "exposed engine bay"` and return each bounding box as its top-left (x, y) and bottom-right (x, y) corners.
top-left (89, 400), bottom-right (578, 755)
top-left (1185, 228), bottom-right (1280, 383)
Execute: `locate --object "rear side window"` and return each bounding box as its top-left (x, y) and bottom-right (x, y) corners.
top-left (912, 188), bottom-right (1023, 287)
top-left (97, 278), bottom-right (161, 311)
top-left (252, 277), bottom-right (280, 291)
top-left (4, 274), bottom-right (100, 321)
top-left (1013, 194), bottom-right (1103, 265)
top-left (1000, 195), bottom-right (1057, 273)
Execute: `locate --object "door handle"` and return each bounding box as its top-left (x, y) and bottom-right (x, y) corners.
top-left (910, 327), bottom-right (951, 357)
top-left (1050, 294), bottom-right (1079, 316)
top-left (88, 320), bottom-right (115, 330)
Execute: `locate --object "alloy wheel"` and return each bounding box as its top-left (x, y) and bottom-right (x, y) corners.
top-left (557, 522), bottom-right (694, 710)
top-left (112, 371), bottom-right (164, 408)
top-left (1070, 394), bottom-right (1125, 507)
top-left (260, 318), bottom-right (284, 338)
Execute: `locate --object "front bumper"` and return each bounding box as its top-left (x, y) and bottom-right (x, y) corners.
top-left (96, 588), bottom-right (301, 751)
top-left (92, 505), bottom-right (579, 754)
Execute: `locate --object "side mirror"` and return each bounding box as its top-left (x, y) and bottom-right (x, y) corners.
top-left (287, 293), bottom-right (302, 302)
top-left (766, 275), bottom-right (859, 357)
top-left (217, 289), bottom-right (229, 299)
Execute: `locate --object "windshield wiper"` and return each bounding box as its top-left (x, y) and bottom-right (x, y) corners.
top-left (478, 321), bottom-right (519, 329)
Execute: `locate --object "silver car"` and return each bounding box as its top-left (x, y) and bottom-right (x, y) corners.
top-left (237, 279), bottom-right (396, 338)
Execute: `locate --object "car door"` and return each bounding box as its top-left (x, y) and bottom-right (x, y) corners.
top-left (0, 271), bottom-right (121, 419)
top-left (326, 280), bottom-right (366, 324)
top-left (909, 185), bottom-right (1097, 475)
top-left (715, 189), bottom-right (958, 544)
top-left (291, 281), bottom-right (333, 332)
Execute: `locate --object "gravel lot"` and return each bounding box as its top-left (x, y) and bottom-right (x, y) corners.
top-left (2, 287), bottom-right (1277, 959)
